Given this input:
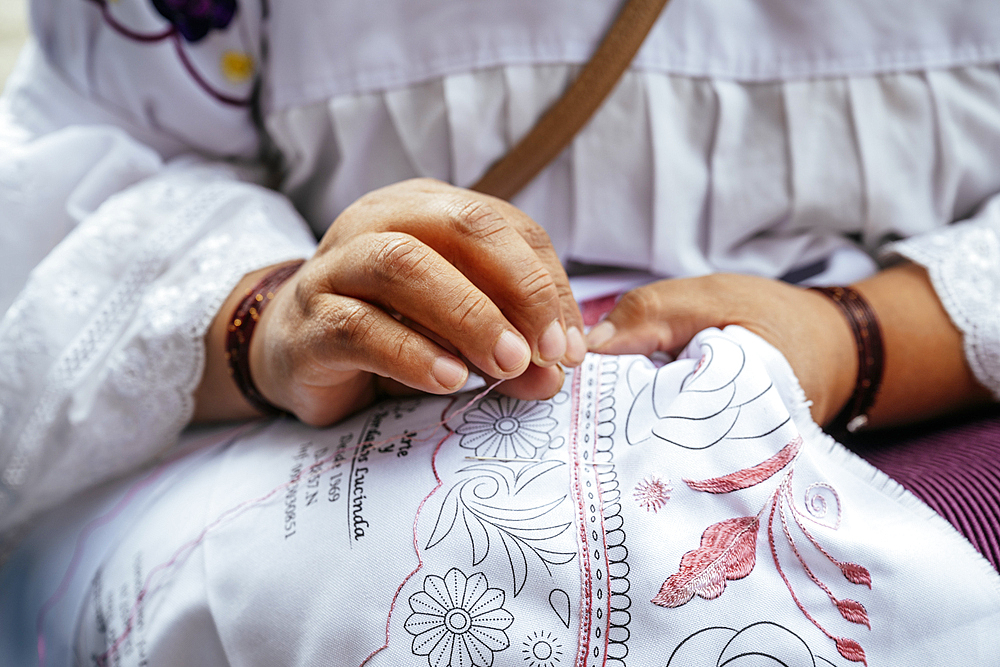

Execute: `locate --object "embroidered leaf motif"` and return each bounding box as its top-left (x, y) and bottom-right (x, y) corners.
top-left (684, 437), bottom-right (802, 494)
top-left (835, 637), bottom-right (868, 665)
top-left (840, 562), bottom-right (872, 588)
top-left (836, 598), bottom-right (871, 628)
top-left (651, 516), bottom-right (759, 608)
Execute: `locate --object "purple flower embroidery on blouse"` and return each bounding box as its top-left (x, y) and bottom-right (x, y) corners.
top-left (86, 0), bottom-right (253, 106)
top-left (151, 0), bottom-right (238, 42)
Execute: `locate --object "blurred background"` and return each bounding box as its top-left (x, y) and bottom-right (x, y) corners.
top-left (1, 0), bottom-right (28, 90)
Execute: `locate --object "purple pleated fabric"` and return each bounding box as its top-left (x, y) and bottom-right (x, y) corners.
top-left (843, 408), bottom-right (1000, 572)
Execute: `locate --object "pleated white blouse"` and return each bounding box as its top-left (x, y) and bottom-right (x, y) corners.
top-left (2, 0), bottom-right (1000, 533)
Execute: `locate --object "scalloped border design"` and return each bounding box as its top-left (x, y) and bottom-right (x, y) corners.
top-left (571, 356), bottom-right (632, 667)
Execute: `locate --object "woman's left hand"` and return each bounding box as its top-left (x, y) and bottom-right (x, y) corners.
top-left (585, 266), bottom-right (994, 428)
top-left (584, 273), bottom-right (859, 425)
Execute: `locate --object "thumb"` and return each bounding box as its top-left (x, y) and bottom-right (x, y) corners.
top-left (585, 279), bottom-right (734, 356)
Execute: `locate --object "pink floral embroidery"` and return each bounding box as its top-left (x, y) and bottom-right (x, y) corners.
top-left (652, 516), bottom-right (758, 606)
top-left (683, 437), bottom-right (801, 494)
top-left (653, 436), bottom-right (873, 666)
top-left (633, 476), bottom-right (671, 513)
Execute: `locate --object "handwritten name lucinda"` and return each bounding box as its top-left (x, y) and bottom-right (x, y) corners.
top-left (279, 404), bottom-right (419, 543)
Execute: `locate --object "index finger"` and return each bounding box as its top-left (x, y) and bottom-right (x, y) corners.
top-left (408, 190), bottom-right (585, 367)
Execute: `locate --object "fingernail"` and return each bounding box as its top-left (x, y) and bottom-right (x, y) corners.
top-left (494, 330), bottom-right (531, 373)
top-left (565, 326), bottom-right (587, 364)
top-left (538, 320), bottom-right (567, 363)
top-left (586, 321), bottom-right (616, 350)
top-left (432, 356), bottom-right (467, 390)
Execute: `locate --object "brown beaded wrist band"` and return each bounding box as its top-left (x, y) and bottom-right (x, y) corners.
top-left (226, 260), bottom-right (305, 415)
top-left (809, 285), bottom-right (885, 433)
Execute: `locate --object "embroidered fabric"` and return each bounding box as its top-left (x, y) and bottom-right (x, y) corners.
top-left (884, 196), bottom-right (1000, 400)
top-left (5, 330), bottom-right (1000, 666)
top-left (0, 166), bottom-right (316, 534)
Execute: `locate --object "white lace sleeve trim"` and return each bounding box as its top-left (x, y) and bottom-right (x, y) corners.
top-left (883, 195), bottom-right (1000, 400)
top-left (0, 166), bottom-right (316, 532)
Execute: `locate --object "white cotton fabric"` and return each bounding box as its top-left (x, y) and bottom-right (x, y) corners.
top-left (269, 63), bottom-right (1000, 281)
top-left (4, 333), bottom-right (1000, 666)
top-left (0, 43), bottom-right (316, 534)
top-left (0, 163), bottom-right (316, 532)
top-left (265, 0), bottom-right (1000, 106)
top-left (3, 0), bottom-right (1000, 540)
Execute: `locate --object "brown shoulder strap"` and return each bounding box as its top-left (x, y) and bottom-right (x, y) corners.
top-left (471, 0), bottom-right (671, 201)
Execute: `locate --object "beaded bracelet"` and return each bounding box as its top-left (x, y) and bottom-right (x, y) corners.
top-left (226, 260), bottom-right (305, 415)
top-left (809, 285), bottom-right (885, 433)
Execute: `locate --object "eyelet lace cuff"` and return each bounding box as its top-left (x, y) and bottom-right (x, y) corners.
top-left (0, 167), bottom-right (316, 533)
top-left (882, 195), bottom-right (1000, 400)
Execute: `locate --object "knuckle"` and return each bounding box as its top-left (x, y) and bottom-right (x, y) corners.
top-left (615, 287), bottom-right (661, 324)
top-left (556, 281), bottom-right (581, 318)
top-left (370, 234), bottom-right (433, 284)
top-left (387, 329), bottom-right (416, 368)
top-left (447, 198), bottom-right (508, 242)
top-left (512, 265), bottom-right (558, 310)
top-left (447, 284), bottom-right (491, 330)
top-left (519, 220), bottom-right (553, 249)
top-left (326, 301), bottom-right (378, 348)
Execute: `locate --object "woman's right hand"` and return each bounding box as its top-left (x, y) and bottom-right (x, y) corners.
top-left (197, 179), bottom-right (585, 427)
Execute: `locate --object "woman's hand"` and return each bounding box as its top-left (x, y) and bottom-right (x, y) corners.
top-left (585, 265), bottom-right (992, 427)
top-left (585, 273), bottom-right (858, 424)
top-left (196, 179), bottom-right (585, 426)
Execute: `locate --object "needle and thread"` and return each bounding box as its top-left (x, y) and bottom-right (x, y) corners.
top-left (464, 455), bottom-right (613, 467)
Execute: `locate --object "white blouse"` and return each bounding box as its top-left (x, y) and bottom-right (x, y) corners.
top-left (2, 0), bottom-right (1000, 535)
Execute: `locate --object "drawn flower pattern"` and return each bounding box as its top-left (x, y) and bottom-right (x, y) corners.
top-left (405, 568), bottom-right (514, 667)
top-left (456, 397), bottom-right (557, 459)
top-left (522, 630), bottom-right (564, 667)
top-left (667, 622), bottom-right (841, 667)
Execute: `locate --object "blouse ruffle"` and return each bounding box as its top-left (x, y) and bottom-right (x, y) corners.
top-left (268, 62), bottom-right (1000, 283)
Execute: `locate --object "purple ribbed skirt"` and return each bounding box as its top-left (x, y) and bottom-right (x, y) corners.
top-left (843, 408), bottom-right (1000, 572)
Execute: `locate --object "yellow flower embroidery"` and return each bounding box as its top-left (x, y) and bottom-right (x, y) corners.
top-left (220, 50), bottom-right (254, 83)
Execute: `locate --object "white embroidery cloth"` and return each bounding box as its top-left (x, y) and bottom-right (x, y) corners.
top-left (4, 0), bottom-right (1000, 542)
top-left (3, 328), bottom-right (998, 666)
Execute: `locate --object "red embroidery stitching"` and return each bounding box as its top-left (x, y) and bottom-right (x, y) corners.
top-left (654, 433), bottom-right (873, 666)
top-left (633, 476), bottom-right (671, 513)
top-left (568, 366), bottom-right (593, 667)
top-left (358, 399), bottom-right (458, 667)
top-left (594, 359), bottom-right (612, 667)
top-left (777, 484), bottom-right (870, 629)
top-left (767, 491), bottom-right (868, 666)
top-left (652, 515), bottom-right (760, 607)
top-left (801, 482), bottom-right (842, 529)
top-left (683, 436), bottom-right (801, 494)
top-left (783, 481), bottom-right (872, 589)
top-left (82, 384), bottom-right (501, 667)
